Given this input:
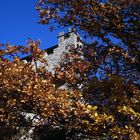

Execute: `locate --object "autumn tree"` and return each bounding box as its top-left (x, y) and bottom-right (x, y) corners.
top-left (36, 0), bottom-right (140, 139)
top-left (0, 0), bottom-right (139, 139)
top-left (0, 40), bottom-right (119, 139)
top-left (37, 0), bottom-right (140, 82)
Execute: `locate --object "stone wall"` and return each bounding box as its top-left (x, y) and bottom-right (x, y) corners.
top-left (44, 29), bottom-right (83, 73)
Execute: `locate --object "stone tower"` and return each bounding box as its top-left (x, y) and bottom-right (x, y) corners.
top-left (44, 28), bottom-right (83, 72)
top-left (58, 28), bottom-right (82, 49)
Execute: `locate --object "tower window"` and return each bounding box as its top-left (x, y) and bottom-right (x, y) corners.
top-left (64, 34), bottom-right (70, 39)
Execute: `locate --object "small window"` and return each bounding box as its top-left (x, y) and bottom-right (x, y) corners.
top-left (64, 34), bottom-right (70, 39)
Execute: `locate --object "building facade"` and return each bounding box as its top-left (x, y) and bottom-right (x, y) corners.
top-left (22, 28), bottom-right (83, 72)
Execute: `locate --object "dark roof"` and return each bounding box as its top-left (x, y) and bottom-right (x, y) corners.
top-left (21, 45), bottom-right (58, 61)
top-left (44, 45), bottom-right (58, 54)
top-left (21, 54), bottom-right (32, 62)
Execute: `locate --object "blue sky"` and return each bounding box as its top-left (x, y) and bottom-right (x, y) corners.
top-left (0, 0), bottom-right (62, 50)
